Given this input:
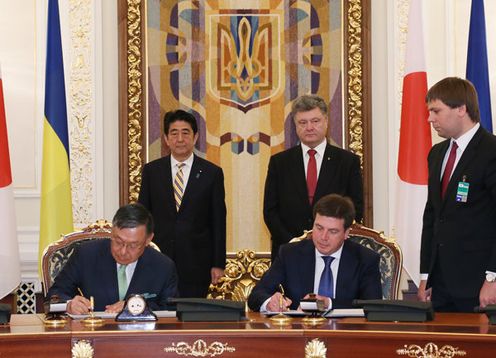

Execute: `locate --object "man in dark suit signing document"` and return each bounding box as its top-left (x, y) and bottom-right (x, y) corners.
top-left (249, 194), bottom-right (381, 312)
top-left (47, 203), bottom-right (178, 314)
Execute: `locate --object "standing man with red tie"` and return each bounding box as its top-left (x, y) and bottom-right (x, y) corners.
top-left (418, 77), bottom-right (496, 312)
top-left (263, 95), bottom-right (364, 261)
top-left (139, 110), bottom-right (226, 298)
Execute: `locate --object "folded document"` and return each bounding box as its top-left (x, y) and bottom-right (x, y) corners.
top-left (68, 310), bottom-right (176, 320)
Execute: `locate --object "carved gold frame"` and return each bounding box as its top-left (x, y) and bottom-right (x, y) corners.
top-left (117, 0), bottom-right (373, 225)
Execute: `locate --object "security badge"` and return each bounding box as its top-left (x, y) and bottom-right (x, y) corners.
top-left (456, 175), bottom-right (469, 203)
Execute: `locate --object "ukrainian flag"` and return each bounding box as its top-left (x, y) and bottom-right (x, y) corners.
top-left (39, 0), bottom-right (73, 272)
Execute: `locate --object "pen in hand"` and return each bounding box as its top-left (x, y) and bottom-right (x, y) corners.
top-left (278, 284), bottom-right (287, 311)
top-left (76, 287), bottom-right (93, 314)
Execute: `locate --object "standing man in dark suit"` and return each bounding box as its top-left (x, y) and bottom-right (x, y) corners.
top-left (418, 77), bottom-right (496, 312)
top-left (264, 95), bottom-right (364, 260)
top-left (138, 110), bottom-right (226, 298)
top-left (47, 203), bottom-right (178, 314)
top-left (249, 194), bottom-right (381, 312)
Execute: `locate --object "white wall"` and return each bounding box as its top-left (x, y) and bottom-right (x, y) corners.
top-left (373, 0), bottom-right (496, 237)
top-left (0, 0), bottom-right (119, 287)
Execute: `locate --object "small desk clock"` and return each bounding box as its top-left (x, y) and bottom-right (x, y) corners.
top-left (115, 294), bottom-right (157, 322)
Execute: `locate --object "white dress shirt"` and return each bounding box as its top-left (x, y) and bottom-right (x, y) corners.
top-left (170, 153), bottom-right (194, 189)
top-left (301, 140), bottom-right (327, 179)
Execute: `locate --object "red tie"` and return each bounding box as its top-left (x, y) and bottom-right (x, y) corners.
top-left (441, 141), bottom-right (458, 199)
top-left (307, 149), bottom-right (317, 204)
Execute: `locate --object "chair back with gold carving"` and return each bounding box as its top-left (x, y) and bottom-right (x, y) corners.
top-left (41, 220), bottom-right (161, 295)
top-left (290, 223), bottom-right (403, 299)
top-left (207, 249), bottom-right (271, 301)
top-left (348, 224), bottom-right (402, 299)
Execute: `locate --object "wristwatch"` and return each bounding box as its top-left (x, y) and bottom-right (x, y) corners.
top-left (486, 272), bottom-right (496, 283)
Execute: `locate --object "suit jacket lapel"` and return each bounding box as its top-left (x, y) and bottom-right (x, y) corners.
top-left (335, 242), bottom-right (358, 298)
top-left (289, 146), bottom-right (312, 208)
top-left (300, 241), bottom-right (316, 294)
top-left (444, 127), bottom-right (483, 201)
top-left (314, 144), bottom-right (336, 200)
top-left (98, 245), bottom-right (119, 303)
top-left (163, 156), bottom-right (177, 214)
top-left (432, 140), bottom-right (449, 207)
top-left (127, 254), bottom-right (148, 296)
top-left (178, 155), bottom-right (201, 212)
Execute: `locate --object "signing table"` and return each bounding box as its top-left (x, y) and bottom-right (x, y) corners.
top-left (1, 312), bottom-right (496, 357)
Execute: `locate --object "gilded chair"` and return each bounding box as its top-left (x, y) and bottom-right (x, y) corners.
top-left (347, 224), bottom-right (402, 299)
top-left (207, 249), bottom-right (271, 301)
top-left (290, 223), bottom-right (403, 299)
top-left (41, 220), bottom-right (160, 295)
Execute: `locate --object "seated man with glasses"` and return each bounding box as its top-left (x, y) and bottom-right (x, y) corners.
top-left (46, 203), bottom-right (178, 314)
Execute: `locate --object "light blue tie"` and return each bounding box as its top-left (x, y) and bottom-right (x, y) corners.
top-left (118, 264), bottom-right (128, 300)
top-left (318, 256), bottom-right (335, 298)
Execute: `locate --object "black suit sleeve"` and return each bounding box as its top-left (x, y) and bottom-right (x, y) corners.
top-left (138, 163), bottom-right (151, 208)
top-left (210, 167), bottom-right (227, 269)
top-left (348, 154), bottom-right (364, 222)
top-left (150, 259), bottom-right (179, 311)
top-left (248, 251), bottom-right (287, 311)
top-left (263, 156), bottom-right (293, 244)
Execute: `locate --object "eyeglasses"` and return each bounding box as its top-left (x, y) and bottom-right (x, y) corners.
top-left (111, 237), bottom-right (145, 251)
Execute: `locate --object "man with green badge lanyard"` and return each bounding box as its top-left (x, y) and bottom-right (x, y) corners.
top-left (418, 77), bottom-right (496, 312)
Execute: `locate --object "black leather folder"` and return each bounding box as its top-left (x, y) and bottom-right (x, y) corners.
top-left (0, 303), bottom-right (11, 324)
top-left (169, 298), bottom-right (245, 322)
top-left (478, 305), bottom-right (496, 324)
top-left (353, 299), bottom-right (434, 322)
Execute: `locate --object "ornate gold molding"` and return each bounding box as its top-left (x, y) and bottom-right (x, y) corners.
top-left (346, 0), bottom-right (364, 164)
top-left (396, 342), bottom-right (467, 357)
top-left (305, 338), bottom-right (327, 358)
top-left (207, 249), bottom-right (271, 301)
top-left (126, 0), bottom-right (144, 202)
top-left (72, 339), bottom-right (94, 358)
top-left (164, 339), bottom-right (236, 356)
top-left (69, 0), bottom-right (94, 225)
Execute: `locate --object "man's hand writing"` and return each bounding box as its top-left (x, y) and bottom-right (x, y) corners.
top-left (67, 295), bottom-right (91, 315)
top-left (267, 292), bottom-right (292, 312)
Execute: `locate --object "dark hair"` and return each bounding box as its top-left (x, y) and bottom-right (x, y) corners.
top-left (163, 110), bottom-right (198, 135)
top-left (313, 194), bottom-right (355, 229)
top-left (112, 203), bottom-right (154, 236)
top-left (291, 94), bottom-right (328, 116)
top-left (425, 77), bottom-right (480, 123)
